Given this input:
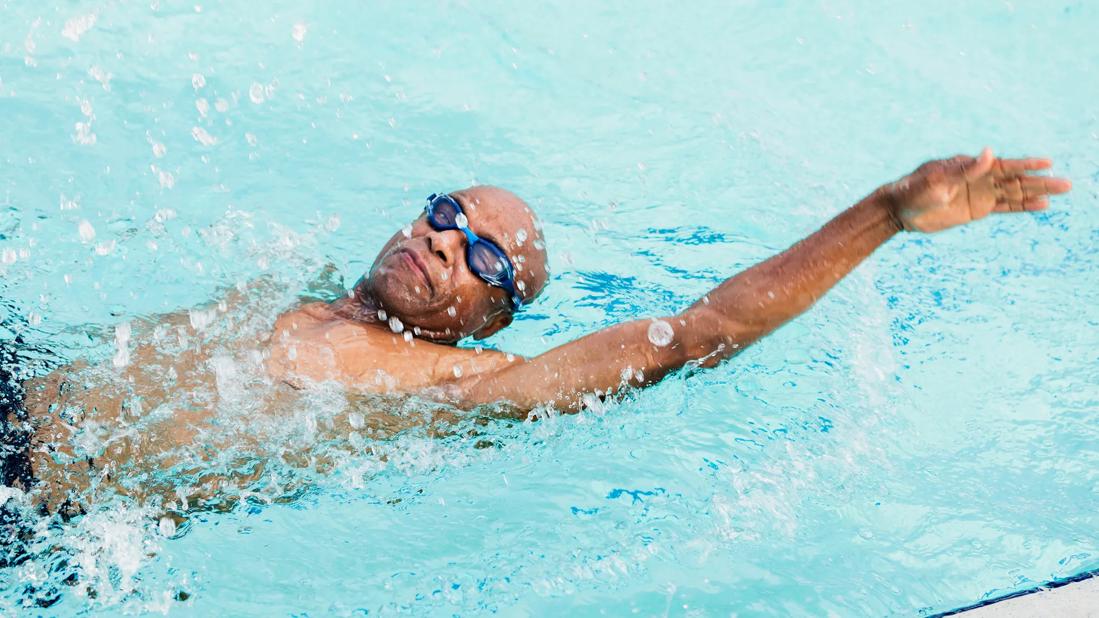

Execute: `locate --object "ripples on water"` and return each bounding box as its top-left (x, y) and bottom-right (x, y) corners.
top-left (1, 1), bottom-right (1098, 615)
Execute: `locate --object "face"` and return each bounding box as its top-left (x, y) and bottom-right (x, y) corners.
top-left (359, 186), bottom-right (549, 343)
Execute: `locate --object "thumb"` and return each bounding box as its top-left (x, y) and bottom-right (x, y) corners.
top-left (963, 147), bottom-right (994, 181)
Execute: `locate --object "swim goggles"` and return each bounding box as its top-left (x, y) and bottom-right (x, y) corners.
top-left (425, 193), bottom-right (523, 312)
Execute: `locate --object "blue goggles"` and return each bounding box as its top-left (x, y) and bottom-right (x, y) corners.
top-left (425, 193), bottom-right (523, 312)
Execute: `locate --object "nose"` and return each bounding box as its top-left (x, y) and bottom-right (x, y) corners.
top-left (425, 228), bottom-right (463, 266)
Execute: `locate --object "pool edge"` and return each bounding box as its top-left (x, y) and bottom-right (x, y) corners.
top-left (931, 569), bottom-right (1099, 617)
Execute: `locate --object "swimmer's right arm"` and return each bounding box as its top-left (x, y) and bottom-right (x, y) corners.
top-left (453, 149), bottom-right (1070, 413)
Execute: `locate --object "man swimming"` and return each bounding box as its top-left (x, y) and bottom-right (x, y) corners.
top-left (267, 148), bottom-right (1071, 411)
top-left (2, 148), bottom-right (1073, 522)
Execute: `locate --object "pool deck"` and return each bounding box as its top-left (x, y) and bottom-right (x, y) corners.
top-left (948, 575), bottom-right (1099, 617)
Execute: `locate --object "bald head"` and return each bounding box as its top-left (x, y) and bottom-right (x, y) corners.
top-left (449, 185), bottom-right (549, 306)
top-left (360, 185), bottom-right (549, 343)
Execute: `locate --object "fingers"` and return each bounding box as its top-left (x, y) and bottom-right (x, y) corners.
top-left (995, 157), bottom-right (1053, 175)
top-left (1020, 175), bottom-right (1072, 196)
top-left (993, 196), bottom-right (1048, 213)
top-left (963, 147), bottom-right (995, 181)
top-left (991, 173), bottom-right (1071, 208)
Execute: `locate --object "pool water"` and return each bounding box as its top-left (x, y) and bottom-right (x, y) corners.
top-left (2, 1), bottom-right (1098, 615)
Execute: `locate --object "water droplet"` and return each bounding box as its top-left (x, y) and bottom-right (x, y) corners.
top-left (191, 73), bottom-right (206, 89)
top-left (78, 220), bottom-right (96, 242)
top-left (61, 14), bottom-right (97, 42)
top-left (151, 141), bottom-right (166, 158)
top-left (647, 319), bottom-right (674, 347)
top-left (388, 316), bottom-right (403, 333)
top-left (1, 249), bottom-right (16, 264)
top-left (88, 65), bottom-right (112, 90)
top-left (191, 126), bottom-right (217, 146)
top-left (113, 321), bottom-right (131, 367)
top-left (516, 228), bottom-right (528, 245)
top-left (245, 132), bottom-right (258, 146)
top-left (73, 121), bottom-right (96, 145)
top-left (154, 167), bottom-right (175, 188)
top-left (195, 97), bottom-right (209, 117)
top-left (452, 364), bottom-right (463, 378)
top-left (291, 22), bottom-right (307, 43)
top-left (401, 224), bottom-right (412, 238)
top-left (345, 412), bottom-right (365, 430)
top-left (249, 82), bottom-right (265, 104)
top-left (446, 306), bottom-right (456, 317)
top-left (403, 331), bottom-right (413, 343)
top-left (377, 309), bottom-right (387, 321)
top-left (455, 213), bottom-right (468, 228)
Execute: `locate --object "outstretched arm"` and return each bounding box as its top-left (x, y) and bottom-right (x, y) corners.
top-left (453, 149), bottom-right (1071, 413)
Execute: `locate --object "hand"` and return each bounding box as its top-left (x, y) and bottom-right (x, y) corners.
top-left (884, 148), bottom-right (1072, 233)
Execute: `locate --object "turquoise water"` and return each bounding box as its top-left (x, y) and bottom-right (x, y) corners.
top-left (1, 0), bottom-right (1098, 614)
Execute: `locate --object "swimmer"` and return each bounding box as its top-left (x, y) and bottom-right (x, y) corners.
top-left (3, 148), bottom-right (1072, 520)
top-left (266, 149), bottom-right (1071, 410)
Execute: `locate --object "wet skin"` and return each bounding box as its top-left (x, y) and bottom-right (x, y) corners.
top-left (269, 150), bottom-right (1072, 413)
top-left (20, 150), bottom-right (1072, 510)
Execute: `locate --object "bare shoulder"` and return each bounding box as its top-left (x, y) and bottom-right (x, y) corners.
top-left (269, 302), bottom-right (524, 392)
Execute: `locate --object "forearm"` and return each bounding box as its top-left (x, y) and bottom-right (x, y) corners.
top-left (681, 189), bottom-right (901, 356)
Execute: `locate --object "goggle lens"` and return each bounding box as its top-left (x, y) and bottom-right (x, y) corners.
top-left (468, 242), bottom-right (510, 284)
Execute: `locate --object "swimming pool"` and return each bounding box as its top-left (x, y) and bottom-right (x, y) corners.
top-left (1, 0), bottom-right (1097, 614)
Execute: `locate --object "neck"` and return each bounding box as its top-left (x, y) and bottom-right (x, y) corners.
top-left (328, 291), bottom-right (382, 324)
top-left (327, 287), bottom-right (463, 345)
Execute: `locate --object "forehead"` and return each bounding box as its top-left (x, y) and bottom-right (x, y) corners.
top-left (449, 189), bottom-right (537, 256)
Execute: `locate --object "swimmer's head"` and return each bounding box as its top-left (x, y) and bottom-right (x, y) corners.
top-left (358, 186), bottom-right (549, 343)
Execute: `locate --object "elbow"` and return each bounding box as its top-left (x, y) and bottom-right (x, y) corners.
top-left (677, 306), bottom-right (756, 365)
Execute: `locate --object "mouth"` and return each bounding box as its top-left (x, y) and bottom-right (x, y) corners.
top-left (398, 249), bottom-right (435, 296)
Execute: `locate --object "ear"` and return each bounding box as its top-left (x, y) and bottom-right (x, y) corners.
top-left (473, 311), bottom-right (512, 340)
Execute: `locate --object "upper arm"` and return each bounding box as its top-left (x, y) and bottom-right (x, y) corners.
top-left (450, 316), bottom-right (701, 413)
top-left (449, 303), bottom-right (762, 413)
